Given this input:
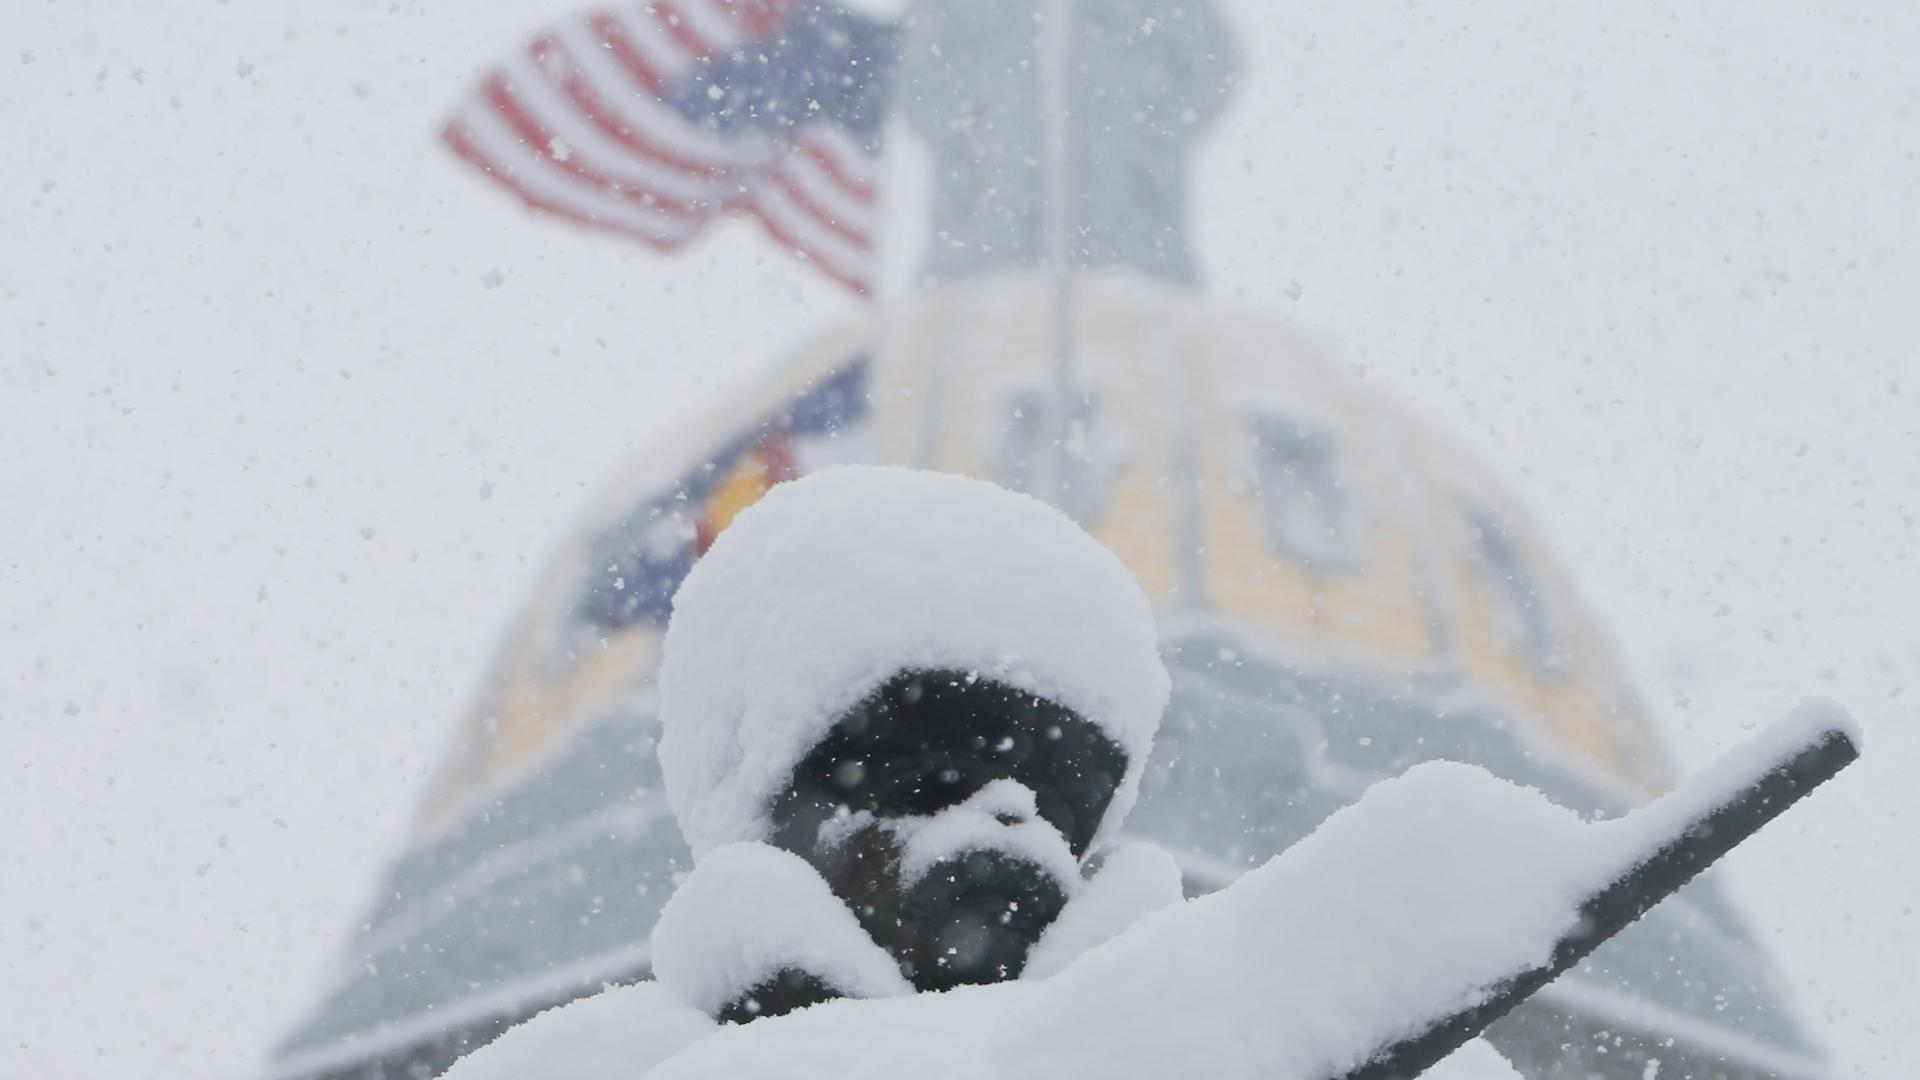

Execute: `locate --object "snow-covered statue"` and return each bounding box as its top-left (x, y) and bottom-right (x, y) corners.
top-left (649, 464), bottom-right (1174, 1016)
top-left (898, 0), bottom-right (1239, 285)
top-left (431, 469), bottom-right (1855, 1080)
top-left (445, 464), bottom-right (1185, 1077)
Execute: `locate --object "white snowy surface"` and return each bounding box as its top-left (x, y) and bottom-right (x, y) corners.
top-left (639, 758), bottom-right (1569, 1080)
top-left (444, 985), bottom-right (1528, 1080)
top-left (1588, 697), bottom-right (1859, 872)
top-left (658, 466), bottom-right (1170, 858)
top-left (440, 982), bottom-right (713, 1080)
top-left (429, 841), bottom-right (1179, 1080)
top-left (888, 778), bottom-right (1085, 891)
top-left (997, 762), bottom-right (1591, 1080)
top-left (1023, 841), bottom-right (1185, 981)
top-left (1424, 1040), bottom-right (1524, 1080)
top-left (442, 760), bottom-right (1559, 1080)
top-left (649, 843), bottom-right (911, 1016)
top-left (622, 712), bottom-right (1853, 1080)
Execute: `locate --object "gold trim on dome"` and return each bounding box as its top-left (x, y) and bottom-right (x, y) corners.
top-left (418, 270), bottom-right (1673, 831)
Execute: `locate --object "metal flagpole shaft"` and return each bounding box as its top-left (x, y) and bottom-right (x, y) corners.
top-left (1334, 719), bottom-right (1861, 1080)
top-left (1040, 0), bottom-right (1076, 509)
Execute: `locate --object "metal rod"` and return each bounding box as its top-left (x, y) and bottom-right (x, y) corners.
top-left (1335, 724), bottom-right (1860, 1080)
top-left (1039, 0), bottom-right (1076, 508)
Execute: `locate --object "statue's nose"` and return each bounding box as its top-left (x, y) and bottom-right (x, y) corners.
top-left (961, 777), bottom-right (1043, 829)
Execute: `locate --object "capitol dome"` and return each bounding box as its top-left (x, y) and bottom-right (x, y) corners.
top-left (269, 269), bottom-right (1826, 1080)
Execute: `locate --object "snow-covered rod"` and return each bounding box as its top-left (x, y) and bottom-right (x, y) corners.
top-left (1339, 710), bottom-right (1861, 1080)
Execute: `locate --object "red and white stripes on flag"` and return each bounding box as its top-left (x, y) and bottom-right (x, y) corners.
top-left (443, 0), bottom-right (884, 295)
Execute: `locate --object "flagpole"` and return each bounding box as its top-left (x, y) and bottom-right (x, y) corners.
top-left (1040, 0), bottom-right (1077, 510)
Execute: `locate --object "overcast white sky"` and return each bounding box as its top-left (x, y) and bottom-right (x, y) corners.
top-left (2, 2), bottom-right (1914, 1078)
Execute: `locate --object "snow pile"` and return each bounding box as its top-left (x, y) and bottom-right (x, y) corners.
top-left (1022, 841), bottom-right (1184, 981)
top-left (441, 982), bottom-right (713, 1080)
top-left (1589, 696), bottom-right (1860, 869)
top-left (450, 757), bottom-right (1555, 1080)
top-left (453, 676), bottom-right (1852, 1080)
top-left (639, 704), bottom-right (1854, 1080)
top-left (639, 759), bottom-right (1587, 1080)
top-left (649, 843), bottom-right (910, 1016)
top-left (886, 778), bottom-right (1084, 891)
top-left (1002, 761), bottom-right (1596, 1079)
top-left (658, 466), bottom-right (1170, 858)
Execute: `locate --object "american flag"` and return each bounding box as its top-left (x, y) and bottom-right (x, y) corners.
top-left (444, 1), bottom-right (897, 295)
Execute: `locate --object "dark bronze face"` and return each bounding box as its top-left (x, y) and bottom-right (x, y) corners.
top-left (764, 669), bottom-right (1128, 1001)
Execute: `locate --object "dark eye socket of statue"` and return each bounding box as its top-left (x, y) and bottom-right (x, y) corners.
top-left (733, 668), bottom-right (1127, 1020)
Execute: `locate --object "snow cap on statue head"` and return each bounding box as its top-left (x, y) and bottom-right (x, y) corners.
top-left (658, 465), bottom-right (1169, 860)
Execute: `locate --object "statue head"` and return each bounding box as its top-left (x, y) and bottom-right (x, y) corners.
top-left (767, 668), bottom-right (1130, 992)
top-left (656, 467), bottom-right (1168, 1008)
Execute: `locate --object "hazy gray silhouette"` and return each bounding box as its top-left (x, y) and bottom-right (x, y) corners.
top-left (899, 0), bottom-right (1239, 285)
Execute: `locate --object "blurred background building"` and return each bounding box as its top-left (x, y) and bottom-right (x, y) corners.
top-left (267, 2), bottom-right (1831, 1077)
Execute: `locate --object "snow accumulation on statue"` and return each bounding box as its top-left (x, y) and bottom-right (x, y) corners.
top-left (446, 465), bottom-right (1538, 1080)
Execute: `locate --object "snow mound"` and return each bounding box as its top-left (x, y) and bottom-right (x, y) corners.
top-left (441, 982), bottom-right (712, 1080)
top-left (1023, 841), bottom-right (1185, 981)
top-left (998, 760), bottom-right (1595, 1079)
top-left (650, 843), bottom-right (911, 1016)
top-left (1590, 695), bottom-right (1860, 869)
top-left (447, 707), bottom-right (1849, 1080)
top-left (643, 760), bottom-right (1580, 1080)
top-left (658, 465), bottom-right (1170, 858)
top-left (889, 778), bottom-right (1083, 891)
